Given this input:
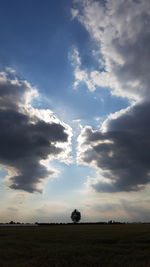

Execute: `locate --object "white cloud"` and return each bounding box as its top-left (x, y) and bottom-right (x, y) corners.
top-left (71, 8), bottom-right (79, 19)
top-left (70, 47), bottom-right (96, 91)
top-left (73, 0), bottom-right (150, 101)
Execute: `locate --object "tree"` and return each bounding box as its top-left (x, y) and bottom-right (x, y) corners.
top-left (9, 221), bottom-right (15, 224)
top-left (71, 209), bottom-right (81, 223)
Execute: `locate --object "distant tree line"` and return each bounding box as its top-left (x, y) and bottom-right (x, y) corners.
top-left (0, 209), bottom-right (144, 225)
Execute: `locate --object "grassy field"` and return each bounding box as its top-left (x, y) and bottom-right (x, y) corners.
top-left (0, 224), bottom-right (150, 267)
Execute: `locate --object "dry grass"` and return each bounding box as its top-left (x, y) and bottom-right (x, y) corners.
top-left (0, 224), bottom-right (150, 266)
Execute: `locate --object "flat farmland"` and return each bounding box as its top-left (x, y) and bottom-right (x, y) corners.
top-left (0, 224), bottom-right (150, 267)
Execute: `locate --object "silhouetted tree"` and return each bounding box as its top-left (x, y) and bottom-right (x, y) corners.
top-left (9, 221), bottom-right (15, 224)
top-left (71, 209), bottom-right (81, 223)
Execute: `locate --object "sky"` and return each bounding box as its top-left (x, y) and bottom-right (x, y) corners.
top-left (0, 0), bottom-right (150, 223)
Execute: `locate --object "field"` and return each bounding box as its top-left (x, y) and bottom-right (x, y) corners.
top-left (0, 224), bottom-right (150, 267)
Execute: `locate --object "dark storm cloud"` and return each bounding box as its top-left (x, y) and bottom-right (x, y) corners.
top-left (78, 102), bottom-right (150, 192)
top-left (0, 71), bottom-right (71, 193)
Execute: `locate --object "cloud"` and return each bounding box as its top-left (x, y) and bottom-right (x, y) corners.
top-left (83, 198), bottom-right (150, 222)
top-left (0, 70), bottom-right (72, 193)
top-left (73, 0), bottom-right (150, 101)
top-left (78, 101), bottom-right (150, 192)
top-left (74, 0), bottom-right (150, 193)
top-left (71, 8), bottom-right (79, 19)
top-left (70, 47), bottom-right (96, 91)
top-left (121, 199), bottom-right (150, 222)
